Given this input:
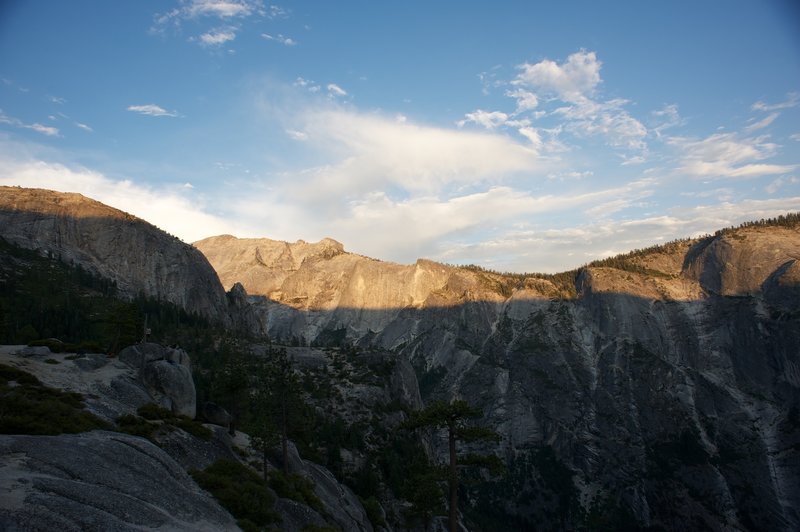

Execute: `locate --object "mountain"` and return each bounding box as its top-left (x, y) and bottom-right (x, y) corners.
top-left (195, 220), bottom-right (800, 530)
top-left (0, 186), bottom-right (239, 327)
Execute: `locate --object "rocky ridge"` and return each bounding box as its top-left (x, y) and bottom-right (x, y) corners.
top-left (196, 222), bottom-right (800, 530)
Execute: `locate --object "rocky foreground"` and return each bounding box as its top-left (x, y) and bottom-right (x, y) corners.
top-left (0, 345), bottom-right (375, 531)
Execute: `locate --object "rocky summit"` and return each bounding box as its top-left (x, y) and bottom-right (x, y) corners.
top-left (196, 222), bottom-right (800, 530)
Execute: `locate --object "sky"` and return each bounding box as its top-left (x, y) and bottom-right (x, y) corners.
top-left (1, 1), bottom-right (799, 273)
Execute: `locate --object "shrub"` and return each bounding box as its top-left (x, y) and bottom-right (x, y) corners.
top-left (116, 414), bottom-right (158, 439)
top-left (359, 495), bottom-right (387, 529)
top-left (269, 471), bottom-right (324, 514)
top-left (0, 363), bottom-right (109, 435)
top-left (191, 459), bottom-right (279, 528)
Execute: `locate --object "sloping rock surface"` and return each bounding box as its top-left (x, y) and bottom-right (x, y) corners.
top-left (0, 431), bottom-right (238, 531)
top-left (0, 186), bottom-right (231, 324)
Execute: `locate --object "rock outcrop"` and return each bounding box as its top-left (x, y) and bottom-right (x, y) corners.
top-left (197, 224), bottom-right (800, 531)
top-left (0, 431), bottom-right (239, 531)
top-left (0, 186), bottom-right (231, 325)
top-left (119, 343), bottom-right (197, 418)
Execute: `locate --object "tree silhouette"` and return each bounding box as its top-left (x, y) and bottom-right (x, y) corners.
top-left (251, 347), bottom-right (307, 475)
top-left (403, 399), bottom-right (502, 532)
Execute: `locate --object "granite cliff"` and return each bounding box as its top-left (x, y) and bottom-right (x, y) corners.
top-left (0, 186), bottom-right (239, 327)
top-left (196, 221), bottom-right (800, 530)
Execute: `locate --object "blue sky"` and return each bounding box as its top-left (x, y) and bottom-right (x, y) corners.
top-left (1, 0), bottom-right (799, 272)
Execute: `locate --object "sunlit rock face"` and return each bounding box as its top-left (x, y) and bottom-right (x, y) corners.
top-left (198, 225), bottom-right (800, 530)
top-left (0, 186), bottom-right (231, 325)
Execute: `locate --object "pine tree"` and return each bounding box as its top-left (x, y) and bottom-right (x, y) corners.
top-left (403, 400), bottom-right (502, 532)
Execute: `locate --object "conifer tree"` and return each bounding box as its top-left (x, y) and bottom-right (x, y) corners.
top-left (403, 399), bottom-right (502, 532)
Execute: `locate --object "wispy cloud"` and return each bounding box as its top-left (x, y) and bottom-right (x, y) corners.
top-left (294, 77), bottom-right (321, 93)
top-left (151, 0), bottom-right (286, 49)
top-left (26, 123), bottom-right (60, 136)
top-left (289, 108), bottom-right (542, 198)
top-left (669, 132), bottom-right (797, 178)
top-left (0, 110), bottom-right (60, 137)
top-left (75, 122), bottom-right (93, 132)
top-left (326, 83), bottom-right (347, 97)
top-left (198, 26), bottom-right (237, 46)
top-left (751, 92), bottom-right (799, 112)
top-left (745, 112), bottom-right (779, 132)
top-left (126, 104), bottom-right (179, 117)
top-left (435, 196), bottom-right (800, 273)
top-left (457, 110), bottom-right (510, 130)
top-left (650, 104), bottom-right (683, 138)
top-left (261, 33), bottom-right (296, 46)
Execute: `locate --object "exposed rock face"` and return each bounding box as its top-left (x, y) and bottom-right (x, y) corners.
top-left (283, 440), bottom-right (373, 532)
top-left (119, 343), bottom-right (196, 418)
top-left (198, 226), bottom-right (800, 530)
top-left (0, 431), bottom-right (239, 531)
top-left (0, 186), bottom-right (231, 325)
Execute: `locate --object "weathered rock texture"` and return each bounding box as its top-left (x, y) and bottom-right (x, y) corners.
top-left (119, 343), bottom-right (197, 418)
top-left (0, 186), bottom-right (231, 325)
top-left (0, 431), bottom-right (239, 531)
top-left (197, 226), bottom-right (800, 530)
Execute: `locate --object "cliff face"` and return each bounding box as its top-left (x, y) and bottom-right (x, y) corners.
top-left (196, 226), bottom-right (800, 530)
top-left (0, 186), bottom-right (231, 325)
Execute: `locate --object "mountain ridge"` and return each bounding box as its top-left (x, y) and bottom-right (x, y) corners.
top-left (2, 186), bottom-right (799, 529)
top-left (195, 217), bottom-right (800, 531)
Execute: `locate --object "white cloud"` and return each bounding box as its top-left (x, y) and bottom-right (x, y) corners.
top-left (0, 158), bottom-right (239, 242)
top-left (506, 89), bottom-right (539, 113)
top-left (286, 129), bottom-right (308, 141)
top-left (751, 92), bottom-right (799, 112)
top-left (555, 98), bottom-right (647, 151)
top-left (47, 96), bottom-right (66, 105)
top-left (126, 104), bottom-right (179, 117)
top-left (151, 0), bottom-right (277, 48)
top-left (457, 109), bottom-right (509, 129)
top-left (517, 127), bottom-right (543, 148)
top-left (745, 112), bottom-right (779, 132)
top-left (75, 122), bottom-right (93, 132)
top-left (791, 133), bottom-right (800, 142)
top-left (326, 83), bottom-right (347, 97)
top-left (513, 50), bottom-right (601, 103)
top-left (261, 33), bottom-right (296, 46)
top-left (670, 132), bottom-right (797, 178)
top-left (766, 176), bottom-right (798, 194)
top-left (436, 196), bottom-right (800, 273)
top-left (651, 104), bottom-right (682, 137)
top-left (291, 108), bottom-right (542, 198)
top-left (199, 26), bottom-right (237, 46)
top-left (185, 0), bottom-right (263, 18)
top-left (26, 123), bottom-right (60, 137)
top-left (0, 110), bottom-right (60, 137)
top-left (499, 50), bottom-right (648, 153)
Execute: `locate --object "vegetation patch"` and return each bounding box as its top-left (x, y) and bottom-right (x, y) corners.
top-left (116, 413), bottom-right (158, 439)
top-left (191, 458), bottom-right (280, 530)
top-left (0, 363), bottom-right (109, 435)
top-left (269, 470), bottom-right (324, 514)
top-left (116, 403), bottom-right (212, 441)
top-left (359, 495), bottom-right (387, 529)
